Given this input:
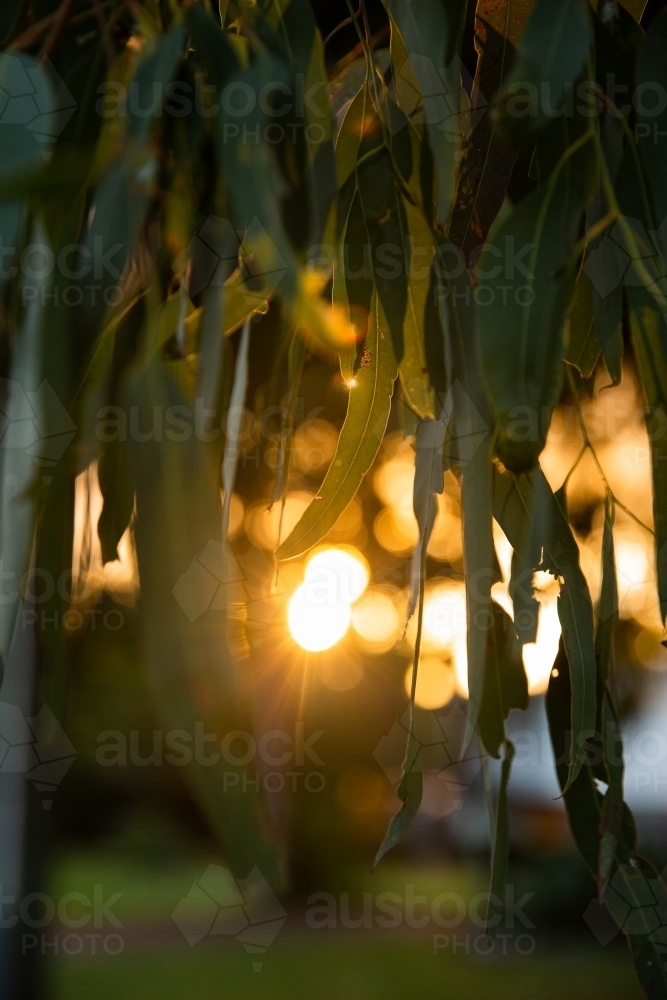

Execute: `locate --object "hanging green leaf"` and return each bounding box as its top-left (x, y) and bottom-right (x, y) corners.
top-left (277, 293), bottom-right (397, 559)
top-left (637, 9), bottom-right (667, 228)
top-left (384, 0), bottom-right (463, 226)
top-left (629, 286), bottom-right (667, 626)
top-left (374, 729), bottom-right (423, 867)
top-left (493, 466), bottom-right (597, 788)
top-left (486, 739), bottom-right (515, 933)
top-left (566, 268), bottom-right (602, 381)
top-left (126, 359), bottom-right (279, 881)
top-left (476, 128), bottom-right (595, 472)
top-left (448, 0), bottom-right (534, 256)
top-left (357, 147), bottom-right (409, 361)
top-left (478, 603), bottom-right (528, 759)
top-left (495, 0), bottom-right (593, 141)
top-left (399, 199), bottom-right (437, 418)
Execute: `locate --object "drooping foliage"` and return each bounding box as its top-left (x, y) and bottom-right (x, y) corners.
top-left (1, 1), bottom-right (667, 994)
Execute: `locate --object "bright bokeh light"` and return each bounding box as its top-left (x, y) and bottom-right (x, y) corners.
top-left (327, 497), bottom-right (364, 543)
top-left (492, 568), bottom-right (562, 695)
top-left (247, 490), bottom-right (314, 549)
top-left (616, 537), bottom-right (654, 620)
top-left (373, 441), bottom-right (463, 564)
top-left (73, 464), bottom-right (138, 597)
top-left (351, 588), bottom-right (401, 653)
top-left (305, 547), bottom-right (369, 604)
top-left (404, 655), bottom-right (457, 709)
top-left (374, 505), bottom-right (418, 555)
top-left (287, 583), bottom-right (351, 652)
top-left (423, 583), bottom-right (467, 647)
top-left (374, 454), bottom-right (414, 508)
top-left (292, 418), bottom-right (338, 474)
top-left (522, 593), bottom-right (562, 695)
top-left (288, 546), bottom-right (370, 651)
top-left (404, 582), bottom-right (468, 696)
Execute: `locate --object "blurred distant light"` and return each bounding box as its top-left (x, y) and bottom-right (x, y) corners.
top-left (326, 497), bottom-right (364, 543)
top-left (73, 464), bottom-right (138, 597)
top-left (423, 583), bottom-right (467, 647)
top-left (616, 538), bottom-right (653, 616)
top-left (305, 546), bottom-right (369, 604)
top-left (405, 656), bottom-right (456, 710)
top-left (373, 455), bottom-right (414, 509)
top-left (427, 494), bottom-right (463, 564)
top-left (246, 490), bottom-right (314, 549)
top-left (351, 589), bottom-right (401, 653)
top-left (404, 582), bottom-right (468, 696)
top-left (292, 418), bottom-right (338, 475)
top-left (374, 506), bottom-right (418, 555)
top-left (287, 583), bottom-right (351, 651)
top-left (288, 546), bottom-right (369, 651)
top-left (522, 591), bottom-right (562, 695)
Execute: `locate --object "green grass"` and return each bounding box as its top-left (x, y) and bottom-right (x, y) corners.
top-left (47, 847), bottom-right (643, 1000)
top-left (53, 936), bottom-right (642, 1000)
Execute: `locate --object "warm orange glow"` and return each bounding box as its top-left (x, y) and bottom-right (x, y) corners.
top-left (73, 464), bottom-right (137, 597)
top-left (336, 765), bottom-right (385, 813)
top-left (351, 589), bottom-right (401, 653)
top-left (304, 546), bottom-right (369, 604)
top-left (404, 582), bottom-right (468, 697)
top-left (246, 491), bottom-right (314, 550)
top-left (292, 419), bottom-right (338, 475)
top-left (287, 546), bottom-right (369, 652)
top-left (287, 583), bottom-right (351, 652)
top-left (405, 655), bottom-right (457, 710)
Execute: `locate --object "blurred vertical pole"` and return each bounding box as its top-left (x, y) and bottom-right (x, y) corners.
top-left (0, 607), bottom-right (38, 1000)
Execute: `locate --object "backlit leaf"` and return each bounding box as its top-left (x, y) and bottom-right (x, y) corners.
top-left (277, 294), bottom-right (397, 559)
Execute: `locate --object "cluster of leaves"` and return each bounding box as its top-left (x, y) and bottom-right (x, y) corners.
top-left (1, 0), bottom-right (667, 994)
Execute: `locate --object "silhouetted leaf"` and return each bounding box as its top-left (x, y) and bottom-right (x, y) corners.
top-left (495, 0), bottom-right (593, 141)
top-left (384, 0), bottom-right (462, 225)
top-left (126, 359), bottom-right (279, 881)
top-left (637, 9), bottom-right (667, 228)
top-left (566, 269), bottom-right (602, 380)
top-left (629, 286), bottom-right (667, 625)
top-left (486, 739), bottom-right (515, 932)
top-left (374, 730), bottom-right (422, 866)
top-left (448, 0), bottom-right (533, 256)
top-left (476, 127), bottom-right (595, 471)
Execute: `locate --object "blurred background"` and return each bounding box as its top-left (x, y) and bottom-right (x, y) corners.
top-left (3, 1), bottom-right (667, 998)
top-left (12, 310), bottom-right (664, 1000)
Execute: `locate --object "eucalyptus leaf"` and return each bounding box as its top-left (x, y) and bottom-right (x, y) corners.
top-left (277, 294), bottom-right (397, 559)
top-left (384, 0), bottom-right (461, 226)
top-left (495, 0), bottom-right (593, 140)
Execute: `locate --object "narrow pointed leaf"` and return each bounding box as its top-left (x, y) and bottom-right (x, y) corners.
top-left (277, 295), bottom-right (397, 560)
top-left (486, 739), bottom-right (515, 933)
